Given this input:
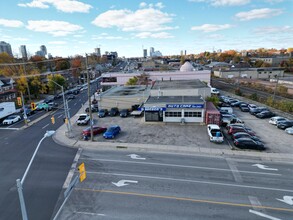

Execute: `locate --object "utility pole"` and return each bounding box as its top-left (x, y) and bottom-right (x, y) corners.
top-left (20, 91), bottom-right (28, 126)
top-left (22, 59), bottom-right (31, 102)
top-left (272, 71), bottom-right (280, 104)
top-left (85, 53), bottom-right (94, 141)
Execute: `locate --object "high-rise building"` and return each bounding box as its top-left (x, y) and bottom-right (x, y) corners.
top-left (150, 47), bottom-right (154, 57)
top-left (19, 45), bottom-right (28, 60)
top-left (143, 49), bottom-right (147, 58)
top-left (95, 48), bottom-right (101, 57)
top-left (0, 41), bottom-right (13, 57)
top-left (40, 45), bottom-right (47, 56)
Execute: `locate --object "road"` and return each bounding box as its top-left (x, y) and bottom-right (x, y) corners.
top-left (0, 83), bottom-right (98, 220)
top-left (56, 149), bottom-right (293, 220)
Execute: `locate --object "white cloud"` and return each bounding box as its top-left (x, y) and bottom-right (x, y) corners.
top-left (155, 2), bottom-right (165, 9)
top-left (135, 32), bottom-right (174, 39)
top-left (92, 33), bottom-right (124, 40)
top-left (191, 24), bottom-right (233, 32)
top-left (188, 0), bottom-right (250, 6)
top-left (139, 2), bottom-right (147, 8)
top-left (48, 41), bottom-right (67, 44)
top-left (26, 20), bottom-right (83, 36)
top-left (18, 0), bottom-right (92, 13)
top-left (235, 8), bottom-right (283, 21)
top-left (253, 26), bottom-right (293, 34)
top-left (0, 18), bottom-right (24, 27)
top-left (92, 8), bottom-right (174, 32)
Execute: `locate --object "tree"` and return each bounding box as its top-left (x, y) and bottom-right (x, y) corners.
top-left (125, 76), bottom-right (138, 85)
top-left (47, 74), bottom-right (66, 94)
top-left (55, 59), bottom-right (70, 71)
top-left (180, 56), bottom-right (185, 65)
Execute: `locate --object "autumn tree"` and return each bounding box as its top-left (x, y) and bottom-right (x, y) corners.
top-left (30, 55), bottom-right (46, 72)
top-left (71, 56), bottom-right (82, 81)
top-left (55, 59), bottom-right (70, 71)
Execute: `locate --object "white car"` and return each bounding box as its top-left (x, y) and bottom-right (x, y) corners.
top-left (285, 126), bottom-right (293, 135)
top-left (268, 116), bottom-right (287, 125)
top-left (248, 104), bottom-right (257, 111)
top-left (2, 115), bottom-right (21, 125)
top-left (76, 114), bottom-right (90, 126)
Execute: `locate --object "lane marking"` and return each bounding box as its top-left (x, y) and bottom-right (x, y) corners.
top-left (57, 114), bottom-right (63, 118)
top-left (75, 211), bottom-right (105, 216)
top-left (79, 158), bottom-right (281, 176)
top-left (249, 196), bottom-right (266, 213)
top-left (42, 123), bottom-right (49, 129)
top-left (84, 171), bottom-right (293, 193)
top-left (249, 209), bottom-right (282, 220)
top-left (226, 158), bottom-right (243, 183)
top-left (277, 196), bottom-right (293, 206)
top-left (74, 103), bottom-right (77, 106)
top-left (75, 188), bottom-right (293, 213)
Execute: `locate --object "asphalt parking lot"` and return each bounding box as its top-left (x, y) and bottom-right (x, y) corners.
top-left (69, 102), bottom-right (292, 154)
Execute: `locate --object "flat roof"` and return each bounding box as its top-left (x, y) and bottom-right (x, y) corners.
top-left (152, 79), bottom-right (208, 90)
top-left (145, 96), bottom-right (204, 104)
top-left (101, 85), bottom-right (150, 97)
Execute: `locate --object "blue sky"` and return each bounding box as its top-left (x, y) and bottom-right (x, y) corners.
top-left (0, 0), bottom-right (292, 58)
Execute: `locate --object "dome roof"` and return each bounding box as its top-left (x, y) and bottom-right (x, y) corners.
top-left (180, 61), bottom-right (194, 72)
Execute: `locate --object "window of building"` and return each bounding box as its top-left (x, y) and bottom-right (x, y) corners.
top-left (165, 112), bottom-right (182, 117)
top-left (184, 112), bottom-right (202, 117)
top-left (102, 77), bottom-right (117, 83)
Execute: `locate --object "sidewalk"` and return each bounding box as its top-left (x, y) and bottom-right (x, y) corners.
top-left (53, 122), bottom-right (293, 163)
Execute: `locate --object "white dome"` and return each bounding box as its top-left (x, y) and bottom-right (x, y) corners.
top-left (180, 61), bottom-right (194, 72)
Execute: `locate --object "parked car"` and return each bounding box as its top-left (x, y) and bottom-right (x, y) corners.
top-left (232, 132), bottom-right (261, 142)
top-left (239, 103), bottom-right (249, 112)
top-left (109, 107), bottom-right (119, 116)
top-left (247, 104), bottom-right (257, 111)
top-left (285, 126), bottom-right (293, 135)
top-left (98, 109), bottom-right (108, 118)
top-left (103, 125), bottom-right (121, 139)
top-left (228, 126), bottom-right (256, 136)
top-left (36, 103), bottom-right (49, 111)
top-left (44, 95), bottom-right (55, 104)
top-left (82, 126), bottom-right (107, 137)
top-left (48, 102), bottom-right (58, 110)
top-left (85, 106), bottom-right (99, 113)
top-left (255, 110), bottom-right (275, 119)
top-left (231, 101), bottom-right (246, 107)
top-left (268, 116), bottom-right (287, 125)
top-left (67, 94), bottom-right (76, 100)
top-left (76, 114), bottom-right (90, 125)
top-left (277, 120), bottom-right (293, 130)
top-left (207, 124), bottom-right (224, 143)
top-left (219, 107), bottom-right (233, 114)
top-left (233, 138), bottom-right (265, 150)
top-left (119, 109), bottom-right (129, 117)
top-left (2, 115), bottom-right (21, 125)
top-left (249, 107), bottom-right (267, 115)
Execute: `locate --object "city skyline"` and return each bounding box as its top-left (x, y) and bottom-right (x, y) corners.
top-left (0, 0), bottom-right (292, 58)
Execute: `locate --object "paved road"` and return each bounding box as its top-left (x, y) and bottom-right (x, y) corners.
top-left (55, 149), bottom-right (293, 220)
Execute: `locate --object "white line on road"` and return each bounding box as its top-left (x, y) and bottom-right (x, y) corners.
top-left (249, 196), bottom-right (266, 213)
top-left (226, 158), bottom-right (243, 183)
top-left (42, 123), bottom-right (49, 129)
top-left (74, 103), bottom-right (77, 106)
top-left (249, 209), bottom-right (282, 220)
top-left (85, 171), bottom-right (293, 193)
top-left (80, 158), bottom-right (281, 176)
top-left (57, 114), bottom-right (63, 118)
top-left (75, 211), bottom-right (105, 216)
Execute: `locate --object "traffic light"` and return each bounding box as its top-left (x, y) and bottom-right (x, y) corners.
top-left (64, 117), bottom-right (68, 124)
top-left (51, 116), bottom-right (55, 124)
top-left (17, 97), bottom-right (22, 106)
top-left (30, 102), bottom-right (36, 110)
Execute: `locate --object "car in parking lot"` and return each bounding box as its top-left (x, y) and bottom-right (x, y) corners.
top-left (109, 107), bottom-right (119, 116)
top-left (249, 107), bottom-right (267, 115)
top-left (248, 104), bottom-right (257, 111)
top-left (98, 109), bottom-right (108, 118)
top-left (82, 126), bottom-right (107, 137)
top-left (232, 132), bottom-right (261, 142)
top-left (233, 137), bottom-right (265, 150)
top-left (2, 115), bottom-right (22, 125)
top-left (269, 116), bottom-right (287, 125)
top-left (85, 105), bottom-right (99, 113)
top-left (76, 114), bottom-right (90, 125)
top-left (228, 126), bottom-right (256, 136)
top-left (119, 109), bottom-right (129, 117)
top-left (255, 110), bottom-right (275, 119)
top-left (285, 126), bottom-right (293, 135)
top-left (277, 120), bottom-right (293, 129)
top-left (103, 125), bottom-right (121, 139)
top-left (231, 101), bottom-right (246, 107)
top-left (239, 103), bottom-right (249, 112)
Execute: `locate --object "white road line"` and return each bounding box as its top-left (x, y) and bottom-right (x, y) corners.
top-left (75, 211), bottom-right (105, 216)
top-left (63, 148), bottom-right (83, 188)
top-left (57, 114), bottom-right (63, 118)
top-left (74, 103), bottom-right (77, 106)
top-left (249, 209), bottom-right (282, 220)
top-left (226, 158), bottom-right (243, 183)
top-left (249, 196), bottom-right (265, 213)
top-left (85, 171), bottom-right (293, 193)
top-left (79, 158), bottom-right (281, 176)
top-left (42, 124), bottom-right (49, 129)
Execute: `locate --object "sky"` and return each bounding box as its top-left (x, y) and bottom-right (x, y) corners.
top-left (0, 0), bottom-right (292, 58)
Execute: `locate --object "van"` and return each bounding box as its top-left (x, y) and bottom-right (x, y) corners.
top-left (219, 107), bottom-right (233, 114)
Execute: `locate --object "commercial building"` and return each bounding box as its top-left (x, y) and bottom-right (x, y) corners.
top-left (0, 41), bottom-right (13, 57)
top-left (19, 45), bottom-right (28, 60)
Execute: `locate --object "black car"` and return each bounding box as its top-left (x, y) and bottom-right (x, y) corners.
top-left (109, 107), bottom-right (119, 116)
top-left (233, 137), bottom-right (265, 150)
top-left (231, 101), bottom-right (246, 107)
top-left (98, 109), bottom-right (108, 118)
top-left (239, 104), bottom-right (249, 112)
top-left (232, 132), bottom-right (261, 142)
top-left (255, 110), bottom-right (275, 119)
top-left (249, 107), bottom-right (268, 115)
top-left (277, 120), bottom-right (293, 129)
top-left (85, 106), bottom-right (99, 112)
top-left (119, 109), bottom-right (129, 117)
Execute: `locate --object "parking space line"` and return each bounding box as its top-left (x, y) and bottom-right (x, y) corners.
top-left (75, 188), bottom-right (293, 213)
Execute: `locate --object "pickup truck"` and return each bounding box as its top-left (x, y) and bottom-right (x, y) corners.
top-left (207, 124), bottom-right (224, 143)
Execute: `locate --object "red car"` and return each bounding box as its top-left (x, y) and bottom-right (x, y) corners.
top-left (228, 126), bottom-right (256, 136)
top-left (82, 126), bottom-right (107, 136)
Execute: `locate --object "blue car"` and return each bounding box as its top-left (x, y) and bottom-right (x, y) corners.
top-left (103, 125), bottom-right (121, 139)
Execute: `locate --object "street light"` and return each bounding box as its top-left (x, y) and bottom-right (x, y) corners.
top-left (48, 79), bottom-right (72, 135)
top-left (16, 130), bottom-right (55, 220)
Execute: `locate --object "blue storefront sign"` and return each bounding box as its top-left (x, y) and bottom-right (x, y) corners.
top-left (166, 104), bottom-right (204, 108)
top-left (141, 107), bottom-right (166, 111)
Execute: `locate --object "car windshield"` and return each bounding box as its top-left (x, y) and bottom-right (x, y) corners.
top-left (79, 116), bottom-right (87, 120)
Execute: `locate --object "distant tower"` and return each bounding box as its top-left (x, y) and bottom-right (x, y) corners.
top-left (180, 50), bottom-right (183, 56)
top-left (150, 47), bottom-right (154, 57)
top-left (40, 45), bottom-right (47, 56)
top-left (143, 49), bottom-right (147, 58)
top-left (95, 48), bottom-right (101, 57)
top-left (0, 41), bottom-right (13, 57)
top-left (20, 45), bottom-right (28, 60)
top-left (185, 50), bottom-right (187, 55)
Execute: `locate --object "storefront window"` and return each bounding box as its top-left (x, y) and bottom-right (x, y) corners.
top-left (165, 112), bottom-right (182, 117)
top-left (184, 112), bottom-right (202, 117)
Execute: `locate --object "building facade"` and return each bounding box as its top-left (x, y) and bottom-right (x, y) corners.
top-left (214, 68), bottom-right (285, 79)
top-left (19, 45), bottom-right (28, 60)
top-left (0, 41), bottom-right (13, 57)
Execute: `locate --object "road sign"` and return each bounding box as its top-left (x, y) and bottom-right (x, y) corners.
top-left (78, 163), bottom-right (86, 182)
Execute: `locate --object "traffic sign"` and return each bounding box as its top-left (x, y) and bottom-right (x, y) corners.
top-left (78, 163), bottom-right (86, 182)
